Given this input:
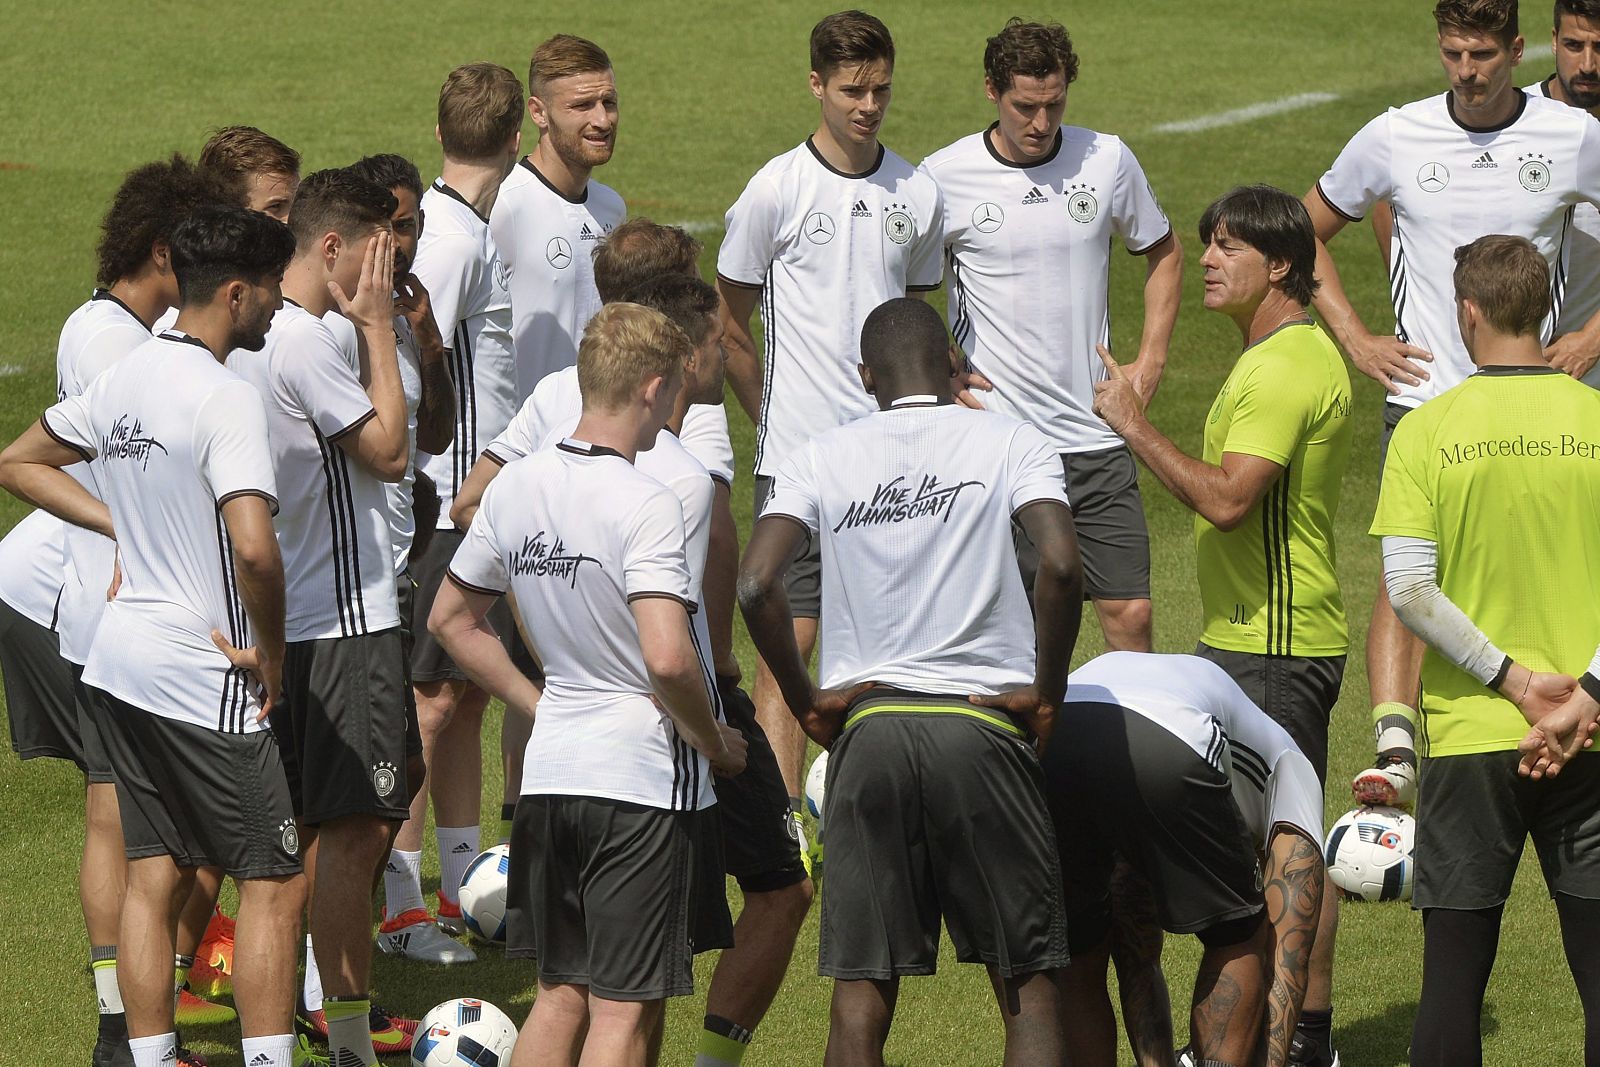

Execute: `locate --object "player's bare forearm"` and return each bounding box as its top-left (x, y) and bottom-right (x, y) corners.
top-left (1264, 830), bottom-right (1324, 1067)
top-left (1016, 500), bottom-right (1083, 705)
top-left (634, 596), bottom-right (726, 760)
top-left (1119, 418), bottom-right (1278, 532)
top-left (1129, 234), bottom-right (1183, 398)
top-left (717, 281), bottom-right (764, 422)
top-left (738, 518), bottom-right (816, 714)
top-left (0, 424), bottom-right (114, 537)
top-left (429, 579), bottom-right (541, 716)
top-left (414, 346), bottom-right (456, 456)
top-left (703, 481), bottom-right (742, 679)
top-left (450, 454), bottom-right (503, 531)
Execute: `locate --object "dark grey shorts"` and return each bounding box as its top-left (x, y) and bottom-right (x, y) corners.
top-left (1194, 643), bottom-right (1345, 784)
top-left (102, 694), bottom-right (300, 878)
top-left (505, 795), bottom-right (732, 1000)
top-left (753, 475), bottom-right (820, 619)
top-left (1415, 751), bottom-right (1600, 911)
top-left (409, 528), bottom-right (543, 684)
top-left (819, 692), bottom-right (1070, 980)
top-left (0, 598), bottom-right (83, 770)
top-left (1380, 401), bottom-right (1410, 464)
top-left (1043, 702), bottom-right (1264, 948)
top-left (71, 664), bottom-right (116, 784)
top-left (272, 627), bottom-right (410, 824)
top-left (712, 678), bottom-right (807, 892)
top-left (1016, 445), bottom-right (1151, 602)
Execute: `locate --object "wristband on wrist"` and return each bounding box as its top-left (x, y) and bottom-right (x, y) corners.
top-left (1580, 672), bottom-right (1600, 706)
top-left (1487, 655), bottom-right (1513, 692)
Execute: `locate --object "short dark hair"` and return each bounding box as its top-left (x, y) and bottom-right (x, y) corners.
top-left (593, 218), bottom-right (703, 303)
top-left (1454, 234), bottom-right (1550, 336)
top-left (287, 169), bottom-right (396, 251)
top-left (197, 126), bottom-right (300, 207)
top-left (1555, 0), bottom-right (1600, 29)
top-left (95, 155), bottom-right (220, 288)
top-left (860, 297), bottom-right (948, 378)
top-left (169, 205), bottom-right (295, 305)
top-left (438, 63), bottom-right (525, 160)
top-left (620, 273), bottom-right (719, 348)
top-left (984, 19), bottom-right (1079, 95)
top-left (346, 154), bottom-right (424, 201)
top-left (810, 11), bottom-right (895, 80)
top-left (1435, 0), bottom-right (1519, 46)
top-left (1198, 185), bottom-right (1322, 306)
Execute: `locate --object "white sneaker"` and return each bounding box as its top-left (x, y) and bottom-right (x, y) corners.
top-left (1351, 759), bottom-right (1417, 809)
top-left (377, 913), bottom-right (477, 964)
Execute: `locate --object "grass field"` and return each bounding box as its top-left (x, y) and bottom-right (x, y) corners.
top-left (0, 2), bottom-right (1587, 1063)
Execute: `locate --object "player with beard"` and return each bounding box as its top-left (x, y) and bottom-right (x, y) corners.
top-left (491, 34), bottom-right (626, 399)
top-left (0, 205), bottom-right (304, 1067)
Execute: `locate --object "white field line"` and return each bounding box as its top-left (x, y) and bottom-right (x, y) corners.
top-left (0, 364), bottom-right (26, 376)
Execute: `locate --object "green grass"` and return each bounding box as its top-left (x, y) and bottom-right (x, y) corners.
top-left (0, 2), bottom-right (1584, 1063)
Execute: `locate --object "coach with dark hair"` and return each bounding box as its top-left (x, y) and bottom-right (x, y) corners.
top-left (1094, 183), bottom-right (1355, 1065)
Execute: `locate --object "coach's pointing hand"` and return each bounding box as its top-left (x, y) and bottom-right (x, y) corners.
top-left (1091, 344), bottom-right (1145, 435)
top-left (211, 629), bottom-right (282, 722)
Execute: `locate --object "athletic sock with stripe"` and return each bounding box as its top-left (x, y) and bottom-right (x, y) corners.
top-left (325, 996), bottom-right (376, 1066)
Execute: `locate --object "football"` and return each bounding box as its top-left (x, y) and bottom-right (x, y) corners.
top-left (1324, 805), bottom-right (1416, 903)
top-left (458, 844), bottom-right (511, 943)
top-left (412, 998), bottom-right (518, 1067)
top-left (804, 750), bottom-right (829, 822)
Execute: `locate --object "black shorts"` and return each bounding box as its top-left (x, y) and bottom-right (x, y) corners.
top-left (1379, 401), bottom-right (1410, 464)
top-left (505, 794), bottom-right (732, 1000)
top-left (1415, 751), bottom-right (1600, 910)
top-left (102, 694), bottom-right (300, 878)
top-left (1193, 643), bottom-right (1345, 784)
top-left (753, 476), bottom-right (820, 619)
top-left (409, 528), bottom-right (544, 684)
top-left (1043, 702), bottom-right (1264, 949)
top-left (0, 598), bottom-right (83, 770)
top-left (395, 572), bottom-right (421, 760)
top-left (818, 691), bottom-right (1070, 980)
top-left (1017, 446), bottom-right (1150, 602)
top-left (272, 628), bottom-right (410, 824)
top-left (712, 678), bottom-right (808, 892)
top-left (72, 664), bottom-right (116, 784)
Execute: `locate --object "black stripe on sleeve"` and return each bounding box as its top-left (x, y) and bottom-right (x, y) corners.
top-left (445, 569), bottom-right (506, 598)
top-left (40, 414), bottom-right (95, 464)
top-left (626, 591), bottom-right (694, 608)
top-left (1314, 182), bottom-right (1362, 223)
top-left (216, 488), bottom-right (280, 517)
top-left (326, 408), bottom-right (377, 443)
top-left (715, 272), bottom-right (764, 292)
top-left (1126, 227), bottom-right (1174, 257)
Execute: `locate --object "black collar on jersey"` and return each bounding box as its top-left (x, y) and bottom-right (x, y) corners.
top-left (91, 287), bottom-right (153, 331)
top-left (1242, 316), bottom-right (1315, 352)
top-left (431, 178), bottom-right (490, 224)
top-left (1474, 364), bottom-right (1561, 376)
top-left (805, 136), bottom-right (884, 179)
top-left (158, 329), bottom-right (214, 355)
top-left (1539, 74), bottom-right (1557, 100)
top-left (519, 157), bottom-right (589, 204)
top-left (283, 296), bottom-right (305, 311)
top-left (983, 122), bottom-right (1063, 169)
top-left (557, 437), bottom-right (626, 459)
top-left (888, 393), bottom-right (944, 408)
top-left (1445, 87), bottom-right (1528, 134)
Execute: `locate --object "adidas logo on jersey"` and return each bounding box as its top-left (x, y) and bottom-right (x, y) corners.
top-left (851, 199), bottom-right (872, 217)
top-left (578, 223), bottom-right (600, 241)
top-left (1022, 186), bottom-right (1049, 204)
top-left (451, 841), bottom-right (475, 853)
top-left (1471, 151), bottom-right (1498, 169)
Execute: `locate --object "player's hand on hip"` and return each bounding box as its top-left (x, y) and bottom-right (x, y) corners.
top-left (969, 686), bottom-right (1057, 749)
top-left (1518, 687), bottom-right (1600, 779)
top-left (797, 681), bottom-right (877, 750)
top-left (949, 342), bottom-right (992, 410)
top-left (1091, 344), bottom-right (1144, 434)
top-left (1347, 333), bottom-right (1432, 394)
top-left (211, 629), bottom-right (282, 722)
top-left (710, 722), bottom-right (749, 778)
top-left (1544, 332), bottom-right (1600, 380)
top-left (329, 229), bottom-right (396, 331)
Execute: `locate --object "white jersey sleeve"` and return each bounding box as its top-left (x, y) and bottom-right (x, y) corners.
top-left (1579, 117), bottom-right (1600, 208)
top-left (717, 173), bottom-right (784, 287)
top-left (412, 232), bottom-right (480, 349)
top-left (905, 179), bottom-right (945, 290)
top-left (41, 393), bottom-right (97, 461)
top-left (623, 488), bottom-right (692, 604)
top-left (193, 380), bottom-right (278, 509)
top-left (1111, 144), bottom-right (1172, 254)
top-left (1316, 111), bottom-right (1395, 221)
top-left (1005, 421), bottom-right (1071, 513)
top-left (449, 479), bottom-right (511, 595)
top-left (482, 368), bottom-right (579, 464)
top-left (276, 321), bottom-right (378, 439)
top-left (757, 443), bottom-right (821, 534)
top-left (679, 404), bottom-right (735, 486)
top-left (1264, 750), bottom-right (1326, 846)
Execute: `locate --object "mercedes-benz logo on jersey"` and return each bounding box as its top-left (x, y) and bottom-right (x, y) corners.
top-left (804, 211), bottom-right (835, 244)
top-left (546, 236), bottom-right (573, 269)
top-left (884, 207), bottom-right (915, 245)
top-left (1518, 153), bottom-right (1553, 192)
top-left (1067, 183), bottom-right (1099, 223)
top-left (372, 761), bottom-right (398, 798)
top-left (972, 202), bottom-right (1005, 233)
top-left (278, 819), bottom-right (300, 857)
top-left (1416, 162), bottom-right (1450, 192)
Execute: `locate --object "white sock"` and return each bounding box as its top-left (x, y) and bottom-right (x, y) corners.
top-left (91, 953), bottom-right (123, 1014)
top-left (302, 933), bottom-right (324, 1013)
top-left (436, 825), bottom-right (479, 904)
top-left (241, 1034), bottom-right (296, 1067)
top-left (130, 1033), bottom-right (177, 1067)
top-left (383, 847), bottom-right (425, 918)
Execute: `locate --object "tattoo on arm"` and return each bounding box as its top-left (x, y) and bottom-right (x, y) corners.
top-left (1263, 833), bottom-right (1324, 1067)
top-left (1108, 857), bottom-right (1177, 1067)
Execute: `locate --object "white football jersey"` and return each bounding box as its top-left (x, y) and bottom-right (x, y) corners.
top-left (54, 291), bottom-right (153, 664)
top-left (923, 125), bottom-right (1171, 452)
top-left (717, 140), bottom-right (944, 476)
top-left (415, 180), bottom-right (517, 527)
top-left (677, 402), bottom-right (735, 487)
top-left (1065, 652), bottom-right (1324, 847)
top-left (1530, 77), bottom-right (1600, 385)
top-left (1317, 90), bottom-right (1600, 406)
top-left (761, 400), bottom-right (1066, 694)
top-left (0, 510), bottom-right (65, 630)
top-left (325, 310), bottom-right (424, 574)
top-left (229, 303), bottom-right (399, 641)
top-left (44, 331), bottom-right (278, 732)
top-left (448, 439), bottom-right (713, 811)
top-left (489, 160), bottom-right (625, 399)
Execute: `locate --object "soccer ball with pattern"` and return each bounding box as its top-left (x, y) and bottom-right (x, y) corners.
top-left (1324, 805), bottom-right (1415, 902)
top-left (804, 751), bottom-right (828, 823)
top-left (411, 998), bottom-right (517, 1066)
top-left (458, 844), bottom-right (511, 942)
